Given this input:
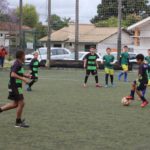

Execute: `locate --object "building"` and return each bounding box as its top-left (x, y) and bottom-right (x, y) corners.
top-left (40, 24), bottom-right (131, 55)
top-left (127, 17), bottom-right (150, 55)
top-left (0, 22), bottom-right (31, 48)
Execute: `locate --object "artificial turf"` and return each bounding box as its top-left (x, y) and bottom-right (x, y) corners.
top-left (0, 69), bottom-right (150, 150)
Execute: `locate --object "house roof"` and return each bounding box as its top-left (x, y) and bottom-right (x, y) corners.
top-left (127, 17), bottom-right (150, 31)
top-left (0, 22), bottom-right (31, 31)
top-left (40, 24), bottom-right (120, 43)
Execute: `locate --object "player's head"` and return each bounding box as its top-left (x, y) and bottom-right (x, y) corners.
top-left (33, 51), bottom-right (39, 59)
top-left (106, 47), bottom-right (111, 55)
top-left (136, 54), bottom-right (144, 64)
top-left (148, 49), bottom-right (150, 56)
top-left (123, 46), bottom-right (128, 52)
top-left (90, 46), bottom-right (96, 54)
top-left (16, 50), bottom-right (25, 63)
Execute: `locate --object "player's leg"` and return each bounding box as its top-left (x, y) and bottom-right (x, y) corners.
top-left (84, 70), bottom-right (90, 87)
top-left (92, 70), bottom-right (100, 87)
top-left (118, 65), bottom-right (124, 81)
top-left (136, 84), bottom-right (148, 107)
top-left (0, 101), bottom-right (18, 113)
top-left (110, 69), bottom-right (114, 87)
top-left (126, 81), bottom-right (136, 100)
top-left (104, 68), bottom-right (109, 87)
top-left (15, 100), bottom-right (29, 128)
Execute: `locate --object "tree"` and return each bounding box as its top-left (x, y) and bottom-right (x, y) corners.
top-left (91, 0), bottom-right (150, 23)
top-left (48, 14), bottom-right (71, 30)
top-left (35, 22), bottom-right (47, 39)
top-left (16, 4), bottom-right (39, 28)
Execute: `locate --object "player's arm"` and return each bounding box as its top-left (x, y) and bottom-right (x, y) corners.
top-left (11, 72), bottom-right (29, 83)
top-left (83, 59), bottom-right (87, 69)
top-left (96, 60), bottom-right (99, 69)
top-left (110, 56), bottom-right (115, 65)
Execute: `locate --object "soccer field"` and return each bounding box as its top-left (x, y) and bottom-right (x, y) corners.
top-left (0, 69), bottom-right (150, 150)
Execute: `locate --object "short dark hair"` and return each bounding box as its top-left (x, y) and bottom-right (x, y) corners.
top-left (136, 54), bottom-right (144, 61)
top-left (16, 51), bottom-right (25, 59)
top-left (106, 47), bottom-right (111, 51)
top-left (123, 46), bottom-right (128, 49)
top-left (148, 49), bottom-right (150, 52)
top-left (90, 45), bottom-right (96, 49)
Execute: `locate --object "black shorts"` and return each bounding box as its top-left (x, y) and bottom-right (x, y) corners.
top-left (86, 70), bottom-right (98, 76)
top-left (133, 80), bottom-right (147, 91)
top-left (8, 86), bottom-right (24, 101)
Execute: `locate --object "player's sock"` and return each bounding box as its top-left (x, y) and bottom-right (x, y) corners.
top-left (28, 80), bottom-right (35, 88)
top-left (142, 89), bottom-right (146, 97)
top-left (124, 72), bottom-right (128, 81)
top-left (140, 96), bottom-right (147, 102)
top-left (95, 75), bottom-right (99, 84)
top-left (0, 108), bottom-right (3, 113)
top-left (84, 75), bottom-right (89, 84)
top-left (110, 75), bottom-right (114, 85)
top-left (130, 90), bottom-right (135, 99)
top-left (105, 74), bottom-right (109, 85)
top-left (16, 118), bottom-right (22, 124)
top-left (118, 72), bottom-right (124, 80)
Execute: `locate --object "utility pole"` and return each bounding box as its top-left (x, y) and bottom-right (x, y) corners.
top-left (117, 0), bottom-right (122, 61)
top-left (75, 0), bottom-right (79, 60)
top-left (19, 0), bottom-right (23, 50)
top-left (46, 0), bottom-right (51, 68)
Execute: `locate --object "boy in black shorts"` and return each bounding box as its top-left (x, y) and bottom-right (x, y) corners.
top-left (83, 46), bottom-right (101, 88)
top-left (126, 54), bottom-right (149, 108)
top-left (0, 51), bottom-right (30, 127)
top-left (26, 52), bottom-right (40, 91)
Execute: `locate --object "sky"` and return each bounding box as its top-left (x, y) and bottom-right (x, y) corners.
top-left (7, 0), bottom-right (101, 24)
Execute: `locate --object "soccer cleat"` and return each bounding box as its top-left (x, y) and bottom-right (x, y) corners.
top-left (126, 96), bottom-right (134, 100)
top-left (15, 119), bottom-right (29, 128)
top-left (83, 84), bottom-right (87, 88)
top-left (141, 101), bottom-right (149, 108)
top-left (104, 85), bottom-right (108, 88)
top-left (110, 84), bottom-right (115, 88)
top-left (96, 84), bottom-right (102, 88)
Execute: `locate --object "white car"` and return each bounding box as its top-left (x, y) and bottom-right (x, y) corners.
top-left (25, 47), bottom-right (71, 65)
top-left (63, 52), bottom-right (102, 62)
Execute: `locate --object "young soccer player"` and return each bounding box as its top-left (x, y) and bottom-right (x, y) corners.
top-left (26, 52), bottom-right (40, 91)
top-left (0, 51), bottom-right (30, 127)
top-left (103, 48), bottom-right (115, 88)
top-left (118, 46), bottom-right (129, 82)
top-left (83, 46), bottom-right (101, 88)
top-left (126, 54), bottom-right (149, 108)
top-left (145, 49), bottom-right (150, 86)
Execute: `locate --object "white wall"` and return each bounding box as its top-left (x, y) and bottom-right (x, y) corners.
top-left (97, 32), bottom-right (131, 55)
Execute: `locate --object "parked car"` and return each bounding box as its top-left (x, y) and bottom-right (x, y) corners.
top-left (63, 52), bottom-right (102, 62)
top-left (25, 47), bottom-right (71, 65)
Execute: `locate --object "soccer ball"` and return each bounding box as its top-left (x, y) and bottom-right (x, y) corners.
top-left (121, 97), bottom-right (131, 106)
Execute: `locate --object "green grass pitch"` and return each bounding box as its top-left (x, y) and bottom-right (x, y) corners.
top-left (0, 69), bottom-right (150, 150)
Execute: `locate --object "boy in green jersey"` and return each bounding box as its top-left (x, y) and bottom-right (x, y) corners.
top-left (118, 46), bottom-right (129, 82)
top-left (83, 46), bottom-right (101, 88)
top-left (103, 48), bottom-right (115, 87)
top-left (26, 52), bottom-right (40, 91)
top-left (145, 49), bottom-right (150, 86)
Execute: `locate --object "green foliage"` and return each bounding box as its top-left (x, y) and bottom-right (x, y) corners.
top-left (95, 14), bottom-right (142, 28)
top-left (91, 0), bottom-right (150, 24)
top-left (35, 22), bottom-right (47, 39)
top-left (49, 14), bottom-right (71, 30)
top-left (16, 4), bottom-right (39, 28)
